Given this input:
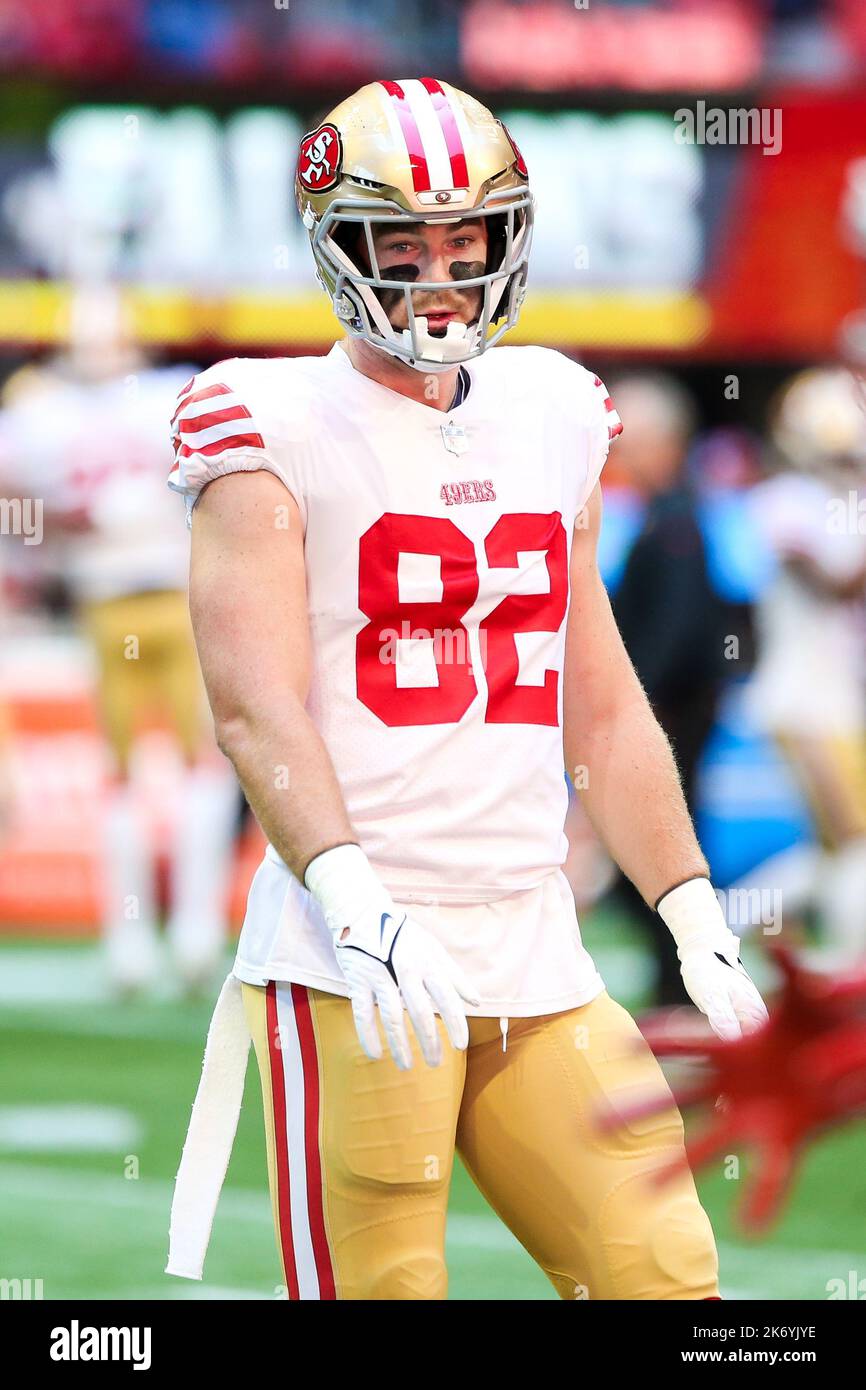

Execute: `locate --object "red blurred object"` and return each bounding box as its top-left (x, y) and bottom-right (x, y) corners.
top-left (25, 0), bottom-right (142, 79)
top-left (461, 0), bottom-right (764, 92)
top-left (605, 945), bottom-right (866, 1233)
top-left (707, 91), bottom-right (866, 360)
top-left (837, 0), bottom-right (866, 67)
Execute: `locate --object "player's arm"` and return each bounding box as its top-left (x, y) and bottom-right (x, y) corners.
top-left (563, 483), bottom-right (705, 903)
top-left (188, 468), bottom-right (477, 1066)
top-left (189, 468), bottom-right (353, 884)
top-left (784, 551), bottom-right (866, 602)
top-left (563, 483), bottom-right (767, 1039)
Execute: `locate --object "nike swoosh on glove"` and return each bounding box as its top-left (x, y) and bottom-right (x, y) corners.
top-left (304, 843), bottom-right (480, 1070)
top-left (657, 876), bottom-right (770, 1041)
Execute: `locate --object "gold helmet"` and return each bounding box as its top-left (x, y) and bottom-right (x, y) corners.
top-left (770, 366), bottom-right (866, 475)
top-left (294, 77), bottom-right (533, 372)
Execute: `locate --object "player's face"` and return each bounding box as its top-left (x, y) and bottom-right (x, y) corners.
top-left (369, 218), bottom-right (487, 337)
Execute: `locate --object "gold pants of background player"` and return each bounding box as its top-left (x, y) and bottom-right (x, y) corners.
top-left (81, 589), bottom-right (205, 774)
top-left (774, 731), bottom-right (866, 848)
top-left (242, 981), bottom-right (720, 1300)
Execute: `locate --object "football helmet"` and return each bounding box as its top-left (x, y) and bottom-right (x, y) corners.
top-left (770, 366), bottom-right (866, 477)
top-left (294, 77), bottom-right (533, 372)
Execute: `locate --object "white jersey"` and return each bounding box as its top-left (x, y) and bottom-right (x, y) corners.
top-left (0, 364), bottom-right (193, 603)
top-left (747, 472), bottom-right (866, 736)
top-left (169, 341), bottom-right (620, 1014)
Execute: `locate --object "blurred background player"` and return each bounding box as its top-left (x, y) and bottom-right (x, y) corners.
top-left (747, 366), bottom-right (866, 970)
top-left (599, 373), bottom-right (729, 1005)
top-left (0, 284), bottom-right (237, 992)
top-left (0, 562), bottom-right (15, 842)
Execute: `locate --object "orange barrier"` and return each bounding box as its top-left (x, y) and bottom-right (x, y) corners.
top-left (0, 686), bottom-right (261, 935)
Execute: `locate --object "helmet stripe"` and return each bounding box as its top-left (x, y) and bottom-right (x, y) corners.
top-left (399, 79), bottom-right (453, 189)
top-left (418, 78), bottom-right (469, 188)
top-left (379, 79), bottom-right (431, 193)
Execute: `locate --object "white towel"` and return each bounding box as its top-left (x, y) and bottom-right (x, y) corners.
top-left (165, 972), bottom-right (252, 1279)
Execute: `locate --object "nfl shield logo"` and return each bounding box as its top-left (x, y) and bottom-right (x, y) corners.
top-left (441, 419), bottom-right (468, 456)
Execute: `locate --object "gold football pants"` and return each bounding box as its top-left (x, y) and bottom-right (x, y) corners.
top-left (242, 981), bottom-right (719, 1300)
top-left (80, 589), bottom-right (206, 774)
top-left (774, 731), bottom-right (866, 848)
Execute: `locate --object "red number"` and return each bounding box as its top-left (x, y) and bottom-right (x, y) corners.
top-left (480, 512), bottom-right (567, 726)
top-left (356, 511), bottom-right (567, 727)
top-left (357, 514), bottom-right (478, 726)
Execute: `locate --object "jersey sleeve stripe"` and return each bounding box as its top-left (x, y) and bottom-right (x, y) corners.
top-left (177, 431), bottom-right (266, 460)
top-left (179, 415), bottom-right (264, 448)
top-left (171, 381), bottom-right (235, 427)
top-left (170, 373), bottom-right (266, 480)
top-left (179, 404), bottom-right (258, 435)
top-left (591, 375), bottom-right (622, 444)
top-left (606, 404), bottom-right (623, 441)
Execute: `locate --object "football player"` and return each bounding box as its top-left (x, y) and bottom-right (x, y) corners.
top-left (747, 366), bottom-right (866, 969)
top-left (0, 578), bottom-right (13, 840)
top-left (0, 285), bottom-right (238, 991)
top-left (166, 79), bottom-right (767, 1299)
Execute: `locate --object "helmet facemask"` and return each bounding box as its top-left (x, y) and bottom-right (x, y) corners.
top-left (309, 189), bottom-right (533, 373)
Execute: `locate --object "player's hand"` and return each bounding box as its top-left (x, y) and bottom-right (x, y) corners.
top-left (332, 912), bottom-right (479, 1069)
top-left (657, 876), bottom-right (769, 1041)
top-left (677, 942), bottom-right (769, 1041)
top-left (304, 843), bottom-right (480, 1069)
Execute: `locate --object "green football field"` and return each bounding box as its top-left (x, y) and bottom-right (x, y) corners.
top-left (1, 915), bottom-right (864, 1301)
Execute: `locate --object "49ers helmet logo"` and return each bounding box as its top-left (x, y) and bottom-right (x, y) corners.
top-left (298, 123), bottom-right (343, 193)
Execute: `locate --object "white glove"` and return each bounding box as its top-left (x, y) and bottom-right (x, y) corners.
top-left (657, 876), bottom-right (769, 1041)
top-left (304, 843), bottom-right (480, 1070)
